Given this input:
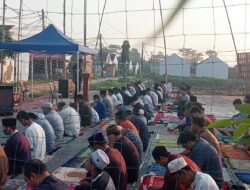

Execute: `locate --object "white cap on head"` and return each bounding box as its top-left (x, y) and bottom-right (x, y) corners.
top-left (139, 109), bottom-right (144, 115)
top-left (42, 102), bottom-right (53, 108)
top-left (90, 149), bottom-right (110, 170)
top-left (168, 157), bottom-right (187, 174)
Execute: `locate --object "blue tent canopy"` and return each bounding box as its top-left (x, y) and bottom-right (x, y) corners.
top-left (0, 24), bottom-right (98, 55)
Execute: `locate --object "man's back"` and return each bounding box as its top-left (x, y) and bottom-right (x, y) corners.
top-left (190, 138), bottom-right (223, 188)
top-left (105, 146), bottom-right (128, 190)
top-left (199, 129), bottom-right (221, 154)
top-left (130, 115), bottom-right (149, 151)
top-left (5, 132), bottom-right (31, 176)
top-left (59, 105), bottom-right (80, 135)
top-left (94, 101), bottom-right (106, 120)
top-left (120, 119), bottom-right (139, 136)
top-left (0, 145), bottom-right (8, 187)
top-left (102, 96), bottom-right (114, 117)
top-left (114, 136), bottom-right (140, 183)
top-left (25, 122), bottom-right (46, 160)
top-left (35, 117), bottom-right (56, 153)
top-left (46, 110), bottom-right (64, 140)
top-left (78, 102), bottom-right (92, 127)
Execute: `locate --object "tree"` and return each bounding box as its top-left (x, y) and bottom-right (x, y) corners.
top-left (121, 40), bottom-right (130, 78)
top-left (179, 48), bottom-right (203, 65)
top-left (206, 50), bottom-right (218, 58)
top-left (0, 28), bottom-right (14, 83)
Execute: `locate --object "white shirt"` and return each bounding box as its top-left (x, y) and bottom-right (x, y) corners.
top-left (191, 172), bottom-right (219, 190)
top-left (149, 91), bottom-right (159, 105)
top-left (25, 122), bottom-right (46, 160)
top-left (111, 94), bottom-right (118, 105)
top-left (165, 82), bottom-right (172, 93)
top-left (59, 105), bottom-right (80, 136)
top-left (116, 93), bottom-right (123, 104)
top-left (92, 108), bottom-right (100, 124)
top-left (143, 94), bottom-right (154, 113)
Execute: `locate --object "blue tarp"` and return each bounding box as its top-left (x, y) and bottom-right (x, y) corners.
top-left (0, 24), bottom-right (98, 55)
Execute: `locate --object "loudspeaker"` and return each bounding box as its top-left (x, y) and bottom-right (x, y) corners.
top-left (0, 85), bottom-right (14, 115)
top-left (58, 79), bottom-right (69, 98)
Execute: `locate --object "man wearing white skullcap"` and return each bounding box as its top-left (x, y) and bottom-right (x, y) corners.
top-left (75, 149), bottom-right (116, 190)
top-left (168, 157), bottom-right (219, 190)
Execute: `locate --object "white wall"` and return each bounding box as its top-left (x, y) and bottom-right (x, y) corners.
top-left (196, 57), bottom-right (228, 79)
top-left (150, 54), bottom-right (190, 77)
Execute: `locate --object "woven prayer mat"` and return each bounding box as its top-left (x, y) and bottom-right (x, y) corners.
top-left (234, 172), bottom-right (250, 184)
top-left (227, 159), bottom-right (250, 170)
top-left (221, 144), bottom-right (250, 160)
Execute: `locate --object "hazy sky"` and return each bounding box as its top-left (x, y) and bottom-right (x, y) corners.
top-left (1, 0), bottom-right (250, 66)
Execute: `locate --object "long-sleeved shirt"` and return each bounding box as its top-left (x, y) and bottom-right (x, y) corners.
top-left (46, 110), bottom-right (64, 140)
top-left (119, 119), bottom-right (139, 136)
top-left (102, 96), bottom-right (114, 117)
top-left (189, 139), bottom-right (223, 188)
top-left (130, 115), bottom-right (149, 151)
top-left (94, 100), bottom-right (106, 120)
top-left (4, 131), bottom-right (31, 176)
top-left (35, 114), bottom-right (56, 153)
top-left (114, 136), bottom-right (140, 183)
top-left (25, 122), bottom-right (46, 160)
top-left (59, 105), bottom-right (81, 135)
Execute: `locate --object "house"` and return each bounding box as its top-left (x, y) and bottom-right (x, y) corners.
top-left (150, 53), bottom-right (190, 77)
top-left (196, 56), bottom-right (229, 79)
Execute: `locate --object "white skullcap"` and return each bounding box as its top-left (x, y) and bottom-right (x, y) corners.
top-left (90, 149), bottom-right (110, 170)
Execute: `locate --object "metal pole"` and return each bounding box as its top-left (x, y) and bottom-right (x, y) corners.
top-left (77, 52), bottom-right (80, 94)
top-left (159, 0), bottom-right (168, 83)
top-left (100, 34), bottom-right (103, 77)
top-left (42, 9), bottom-right (45, 29)
top-left (0, 0), bottom-right (6, 83)
top-left (63, 0), bottom-right (66, 34)
top-left (31, 55), bottom-right (34, 99)
top-left (17, 0), bottom-right (23, 83)
top-left (141, 43), bottom-right (144, 74)
top-left (95, 0), bottom-right (107, 48)
top-left (222, 0), bottom-right (247, 94)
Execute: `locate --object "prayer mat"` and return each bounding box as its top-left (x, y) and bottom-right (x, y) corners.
top-left (63, 136), bottom-right (76, 144)
top-left (221, 144), bottom-right (250, 160)
top-left (234, 172), bottom-right (250, 184)
top-left (4, 179), bottom-right (27, 190)
top-left (206, 114), bottom-right (216, 122)
top-left (77, 148), bottom-right (91, 158)
top-left (155, 135), bottom-right (179, 148)
top-left (52, 167), bottom-right (87, 184)
top-left (63, 157), bottom-right (86, 168)
top-left (227, 159), bottom-right (250, 170)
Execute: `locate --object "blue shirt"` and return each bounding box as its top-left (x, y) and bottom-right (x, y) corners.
top-left (94, 100), bottom-right (106, 120)
top-left (190, 138), bottom-right (223, 188)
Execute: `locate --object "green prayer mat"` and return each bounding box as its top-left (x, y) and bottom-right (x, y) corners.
top-left (227, 158), bottom-right (250, 171)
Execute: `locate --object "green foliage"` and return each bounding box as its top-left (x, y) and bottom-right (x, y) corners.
top-left (0, 28), bottom-right (14, 62)
top-left (233, 123), bottom-right (250, 140)
top-left (238, 136), bottom-right (250, 146)
top-left (207, 119), bottom-right (233, 129)
top-left (235, 104), bottom-right (250, 115)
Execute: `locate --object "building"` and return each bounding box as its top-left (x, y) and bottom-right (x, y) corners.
top-left (150, 53), bottom-right (190, 77)
top-left (196, 56), bottom-right (229, 79)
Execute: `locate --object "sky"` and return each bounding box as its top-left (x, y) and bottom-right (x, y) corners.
top-left (1, 0), bottom-right (250, 66)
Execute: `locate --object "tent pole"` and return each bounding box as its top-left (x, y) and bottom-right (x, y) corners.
top-left (77, 51), bottom-right (79, 95)
top-left (31, 55), bottom-right (34, 99)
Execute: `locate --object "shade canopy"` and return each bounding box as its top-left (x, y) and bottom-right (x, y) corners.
top-left (0, 24), bottom-right (98, 55)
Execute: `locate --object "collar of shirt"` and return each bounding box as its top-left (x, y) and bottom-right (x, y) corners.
top-left (11, 129), bottom-right (18, 136)
top-left (91, 172), bottom-right (103, 183)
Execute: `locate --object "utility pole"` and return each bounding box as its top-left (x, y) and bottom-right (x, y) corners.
top-left (42, 9), bottom-right (45, 29)
top-left (0, 0), bottom-right (6, 83)
top-left (100, 34), bottom-right (103, 77)
top-left (63, 0), bottom-right (66, 34)
top-left (140, 43), bottom-right (144, 75)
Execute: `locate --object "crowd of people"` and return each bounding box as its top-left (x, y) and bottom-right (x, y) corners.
top-left (1, 79), bottom-right (246, 190)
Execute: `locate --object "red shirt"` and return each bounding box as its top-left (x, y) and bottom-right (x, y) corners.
top-left (162, 154), bottom-right (200, 190)
top-left (119, 119), bottom-right (139, 136)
